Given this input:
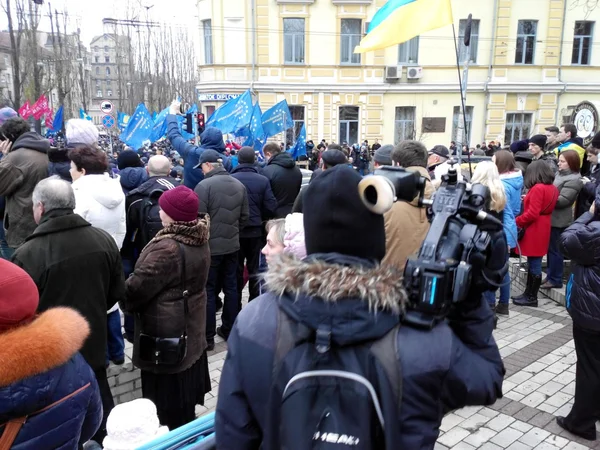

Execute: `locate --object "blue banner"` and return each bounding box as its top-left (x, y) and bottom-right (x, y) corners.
top-left (117, 112), bottom-right (130, 131)
top-left (261, 100), bottom-right (293, 138)
top-left (119, 103), bottom-right (153, 149)
top-left (51, 105), bottom-right (64, 131)
top-left (289, 123), bottom-right (307, 160)
top-left (205, 90), bottom-right (252, 134)
top-left (235, 103), bottom-right (264, 147)
top-left (149, 107), bottom-right (169, 142)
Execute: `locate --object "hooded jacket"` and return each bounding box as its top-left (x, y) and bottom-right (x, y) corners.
top-left (261, 152), bottom-right (302, 218)
top-left (500, 170), bottom-right (524, 249)
top-left (166, 116), bottom-right (230, 189)
top-left (215, 254), bottom-right (504, 449)
top-left (383, 166), bottom-right (434, 271)
top-left (231, 163), bottom-right (278, 238)
top-left (72, 173), bottom-right (127, 249)
top-left (0, 308), bottom-right (102, 449)
top-left (552, 170), bottom-right (583, 228)
top-left (47, 146), bottom-right (72, 182)
top-left (119, 166), bottom-right (149, 194)
top-left (558, 137), bottom-right (587, 173)
top-left (0, 132), bottom-right (49, 247)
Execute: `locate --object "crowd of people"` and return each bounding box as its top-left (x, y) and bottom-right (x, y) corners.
top-left (0, 97), bottom-right (599, 449)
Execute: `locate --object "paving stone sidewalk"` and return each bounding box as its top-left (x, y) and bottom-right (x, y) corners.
top-left (198, 292), bottom-right (599, 449)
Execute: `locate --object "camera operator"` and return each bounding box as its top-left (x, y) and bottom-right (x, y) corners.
top-left (215, 165), bottom-right (505, 449)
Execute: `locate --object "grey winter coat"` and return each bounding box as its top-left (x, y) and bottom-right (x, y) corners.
top-left (552, 170), bottom-right (583, 228)
top-left (195, 166), bottom-right (249, 256)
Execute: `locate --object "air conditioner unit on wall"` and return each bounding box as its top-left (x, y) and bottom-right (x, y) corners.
top-left (385, 66), bottom-right (402, 81)
top-left (407, 66), bottom-right (423, 80)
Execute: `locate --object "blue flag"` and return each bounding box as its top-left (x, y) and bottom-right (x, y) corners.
top-left (117, 112), bottom-right (130, 131)
top-left (152, 111), bottom-right (158, 121)
top-left (289, 123), bottom-right (307, 160)
top-left (235, 103), bottom-right (264, 146)
top-left (79, 108), bottom-right (92, 121)
top-left (51, 105), bottom-right (64, 131)
top-left (149, 107), bottom-right (169, 142)
top-left (120, 103), bottom-right (153, 149)
top-left (261, 100), bottom-right (293, 138)
top-left (206, 90), bottom-right (252, 134)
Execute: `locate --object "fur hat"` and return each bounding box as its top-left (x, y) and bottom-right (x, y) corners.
top-left (158, 185), bottom-right (198, 222)
top-left (0, 259), bottom-right (39, 332)
top-left (66, 119), bottom-right (99, 146)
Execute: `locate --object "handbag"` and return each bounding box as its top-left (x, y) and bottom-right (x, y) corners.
top-left (517, 190), bottom-right (559, 242)
top-left (138, 243), bottom-right (189, 366)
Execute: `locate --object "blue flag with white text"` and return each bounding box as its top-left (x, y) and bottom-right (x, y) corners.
top-left (236, 103), bottom-right (264, 146)
top-left (120, 103), bottom-right (153, 149)
top-left (150, 107), bottom-right (169, 142)
top-left (206, 90), bottom-right (252, 134)
top-left (261, 100), bottom-right (293, 138)
top-left (51, 105), bottom-right (64, 131)
top-left (289, 123), bottom-right (307, 160)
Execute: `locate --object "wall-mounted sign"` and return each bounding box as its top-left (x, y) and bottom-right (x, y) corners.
top-left (571, 101), bottom-right (599, 147)
top-left (197, 93), bottom-right (240, 102)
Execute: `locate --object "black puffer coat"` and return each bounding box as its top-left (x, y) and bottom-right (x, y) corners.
top-left (261, 152), bottom-right (302, 218)
top-left (195, 167), bottom-right (249, 256)
top-left (560, 201), bottom-right (600, 332)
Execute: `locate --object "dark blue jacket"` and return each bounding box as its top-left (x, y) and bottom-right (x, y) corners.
top-left (231, 163), bottom-right (277, 238)
top-left (215, 254), bottom-right (504, 449)
top-left (119, 166), bottom-right (149, 194)
top-left (0, 308), bottom-right (102, 449)
top-left (166, 116), bottom-right (230, 189)
top-left (560, 209), bottom-right (600, 332)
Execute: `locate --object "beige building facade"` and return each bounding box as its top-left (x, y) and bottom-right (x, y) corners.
top-left (196, 0), bottom-right (600, 147)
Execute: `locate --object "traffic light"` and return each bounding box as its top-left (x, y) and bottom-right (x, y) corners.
top-left (184, 113), bottom-right (194, 134)
top-left (197, 113), bottom-right (205, 135)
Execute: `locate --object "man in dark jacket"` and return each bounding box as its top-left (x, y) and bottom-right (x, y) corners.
top-left (231, 147), bottom-right (277, 302)
top-left (0, 117), bottom-right (49, 256)
top-left (12, 176), bottom-right (126, 445)
top-left (195, 150), bottom-right (248, 348)
top-left (262, 142), bottom-right (302, 218)
top-left (215, 165), bottom-right (504, 449)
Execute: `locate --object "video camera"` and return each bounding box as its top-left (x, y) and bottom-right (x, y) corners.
top-left (358, 161), bottom-right (506, 328)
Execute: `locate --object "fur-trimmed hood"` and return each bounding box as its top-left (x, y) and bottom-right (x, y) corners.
top-left (0, 308), bottom-right (90, 387)
top-left (150, 215), bottom-right (210, 247)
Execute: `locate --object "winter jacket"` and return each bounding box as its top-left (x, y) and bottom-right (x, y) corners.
top-left (560, 210), bottom-right (600, 332)
top-left (261, 152), bottom-right (302, 218)
top-left (558, 137), bottom-right (587, 174)
top-left (0, 132), bottom-right (50, 248)
top-left (500, 171), bottom-right (524, 249)
top-left (575, 164), bottom-right (600, 219)
top-left (166, 116), bottom-right (230, 189)
top-left (195, 167), bottom-right (249, 256)
top-left (231, 163), bottom-right (277, 238)
top-left (516, 183), bottom-right (559, 257)
top-left (121, 176), bottom-right (179, 263)
top-left (47, 147), bottom-right (72, 182)
top-left (215, 254), bottom-right (504, 449)
top-left (12, 209), bottom-right (126, 370)
top-left (383, 166), bottom-right (434, 271)
top-left (551, 170), bottom-right (582, 228)
top-left (119, 166), bottom-right (149, 194)
top-left (72, 173), bottom-right (127, 249)
top-left (122, 218), bottom-right (211, 374)
top-left (0, 308), bottom-right (102, 450)
top-left (533, 151), bottom-right (558, 174)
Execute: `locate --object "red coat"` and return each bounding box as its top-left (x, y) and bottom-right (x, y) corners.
top-left (516, 183), bottom-right (559, 257)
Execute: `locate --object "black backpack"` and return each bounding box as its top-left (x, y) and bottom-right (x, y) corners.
top-left (137, 189), bottom-right (165, 249)
top-left (265, 306), bottom-right (403, 450)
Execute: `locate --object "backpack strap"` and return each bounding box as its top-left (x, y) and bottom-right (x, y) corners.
top-left (369, 325), bottom-right (403, 417)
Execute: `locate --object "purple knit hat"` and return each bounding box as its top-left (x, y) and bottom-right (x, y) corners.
top-left (0, 107), bottom-right (18, 125)
top-left (158, 186), bottom-right (199, 222)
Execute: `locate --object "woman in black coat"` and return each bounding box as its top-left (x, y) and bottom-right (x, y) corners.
top-left (556, 188), bottom-right (600, 441)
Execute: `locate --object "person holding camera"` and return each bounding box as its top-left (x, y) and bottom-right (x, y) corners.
top-left (121, 185), bottom-right (212, 430)
top-left (215, 165), bottom-right (504, 449)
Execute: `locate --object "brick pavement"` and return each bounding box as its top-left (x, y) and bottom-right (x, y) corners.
top-left (196, 287), bottom-right (600, 450)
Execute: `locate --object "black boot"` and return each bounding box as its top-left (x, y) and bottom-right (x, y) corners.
top-left (512, 272), bottom-right (532, 303)
top-left (514, 274), bottom-right (541, 307)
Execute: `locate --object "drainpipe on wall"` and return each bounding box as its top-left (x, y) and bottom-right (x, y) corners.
top-left (555, 0), bottom-right (568, 125)
top-left (251, 0), bottom-right (257, 90)
top-left (483, 0), bottom-right (499, 141)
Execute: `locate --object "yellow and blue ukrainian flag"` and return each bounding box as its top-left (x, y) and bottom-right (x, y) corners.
top-left (355, 0), bottom-right (453, 53)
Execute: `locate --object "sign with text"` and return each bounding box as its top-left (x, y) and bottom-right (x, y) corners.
top-left (198, 93), bottom-right (240, 102)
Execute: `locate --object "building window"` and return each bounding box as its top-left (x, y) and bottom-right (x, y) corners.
top-left (398, 37), bottom-right (419, 64)
top-left (94, 56), bottom-right (99, 63)
top-left (452, 106), bottom-right (474, 143)
top-left (203, 20), bottom-right (213, 64)
top-left (286, 105), bottom-right (305, 145)
top-left (105, 56), bottom-right (110, 63)
top-left (394, 107), bottom-right (416, 143)
top-left (206, 105), bottom-right (215, 118)
top-left (106, 67), bottom-right (111, 76)
top-left (515, 20), bottom-right (537, 64)
top-left (340, 19), bottom-right (361, 65)
top-left (97, 89), bottom-right (102, 98)
top-left (283, 18), bottom-right (305, 64)
top-left (104, 46), bottom-right (109, 53)
top-left (106, 80), bottom-right (111, 86)
top-left (505, 113), bottom-right (533, 144)
top-left (572, 21), bottom-right (594, 65)
top-left (458, 19), bottom-right (480, 63)
top-left (95, 67), bottom-right (99, 75)
top-left (107, 89), bottom-right (113, 97)
top-left (339, 106), bottom-right (359, 144)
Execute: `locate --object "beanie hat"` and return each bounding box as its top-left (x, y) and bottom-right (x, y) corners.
top-left (528, 134), bottom-right (547, 149)
top-left (303, 165), bottom-right (386, 261)
top-left (66, 119), bottom-right (99, 146)
top-left (373, 144), bottom-right (394, 166)
top-left (158, 185), bottom-right (199, 222)
top-left (238, 146), bottom-right (256, 164)
top-left (592, 131), bottom-right (600, 150)
top-left (0, 259), bottom-right (39, 332)
top-left (283, 213), bottom-right (307, 259)
top-left (510, 139), bottom-right (529, 154)
top-left (117, 150), bottom-right (144, 170)
top-left (0, 107), bottom-right (17, 125)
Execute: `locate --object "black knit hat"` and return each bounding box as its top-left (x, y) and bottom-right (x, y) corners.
top-left (238, 146), bottom-right (256, 164)
top-left (303, 165), bottom-right (386, 261)
top-left (528, 134), bottom-right (547, 149)
top-left (117, 150), bottom-right (144, 170)
top-left (592, 131), bottom-right (600, 149)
